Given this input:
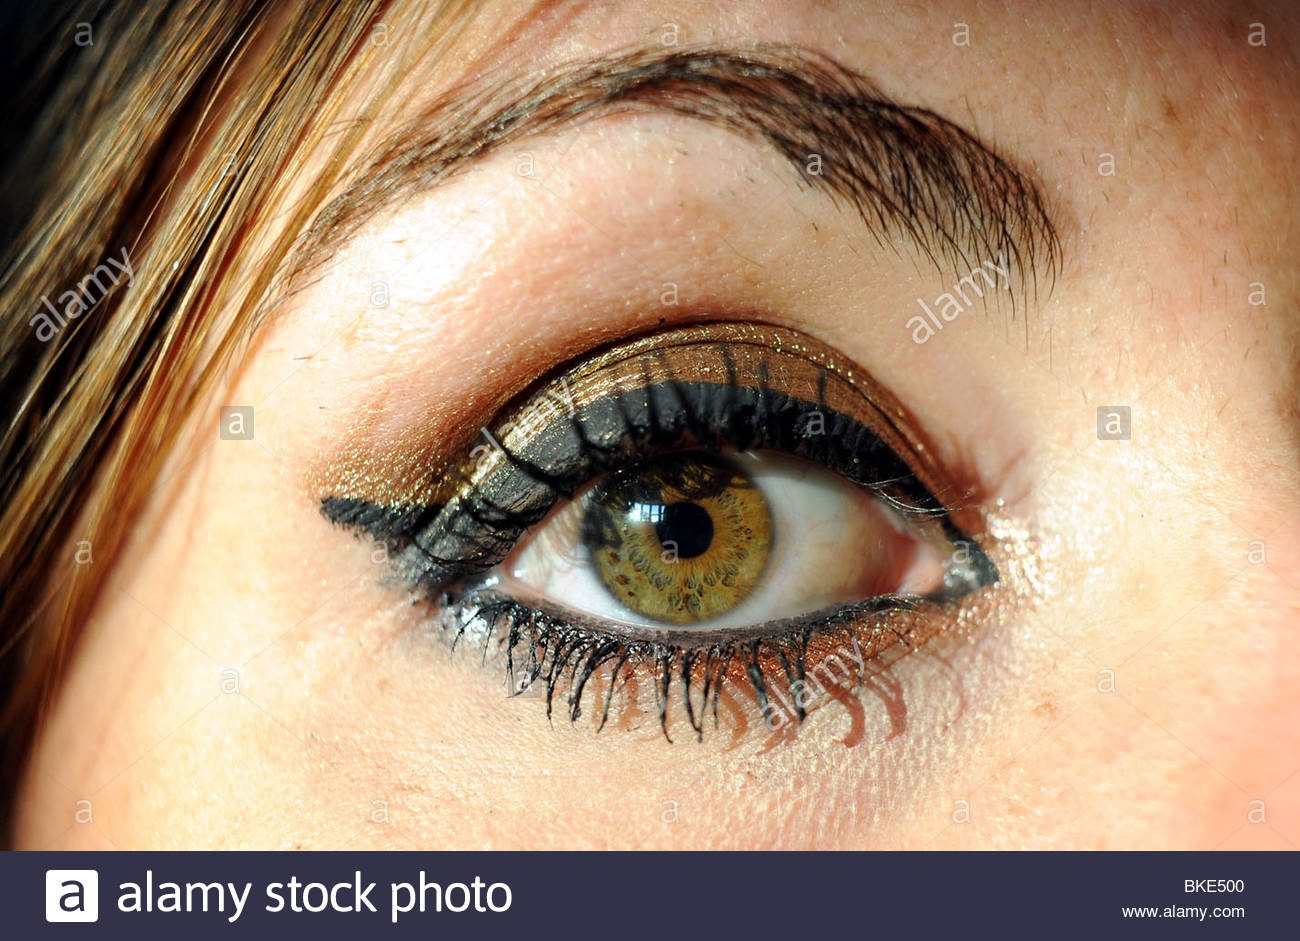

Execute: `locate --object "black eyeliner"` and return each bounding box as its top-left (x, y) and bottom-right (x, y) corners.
top-left (324, 379), bottom-right (994, 591)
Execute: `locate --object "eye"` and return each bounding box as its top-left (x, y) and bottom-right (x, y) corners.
top-left (501, 448), bottom-right (946, 629)
top-left (322, 322), bottom-right (998, 734)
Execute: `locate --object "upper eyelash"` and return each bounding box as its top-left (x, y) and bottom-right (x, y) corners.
top-left (323, 324), bottom-right (993, 589)
top-left (332, 380), bottom-right (952, 584)
top-left (321, 322), bottom-right (997, 736)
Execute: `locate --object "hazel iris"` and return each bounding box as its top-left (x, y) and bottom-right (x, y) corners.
top-left (580, 451), bottom-right (773, 625)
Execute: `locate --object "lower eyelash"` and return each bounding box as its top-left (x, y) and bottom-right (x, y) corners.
top-left (432, 582), bottom-right (953, 741)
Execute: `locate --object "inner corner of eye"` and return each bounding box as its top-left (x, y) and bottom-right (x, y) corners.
top-left (491, 447), bottom-right (952, 631)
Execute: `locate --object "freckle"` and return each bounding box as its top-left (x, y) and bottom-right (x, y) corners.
top-left (1034, 698), bottom-right (1059, 723)
top-left (1161, 94), bottom-right (1179, 126)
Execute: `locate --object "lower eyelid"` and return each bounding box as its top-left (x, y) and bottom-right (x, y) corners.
top-left (431, 582), bottom-right (967, 739)
top-left (414, 494), bottom-right (1030, 742)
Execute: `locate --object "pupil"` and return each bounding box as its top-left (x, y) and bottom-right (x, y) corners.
top-left (654, 500), bottom-right (713, 559)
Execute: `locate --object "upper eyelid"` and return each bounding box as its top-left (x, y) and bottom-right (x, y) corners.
top-left (290, 43), bottom-right (1062, 306)
top-left (322, 321), bottom-right (996, 596)
top-left (324, 320), bottom-right (956, 510)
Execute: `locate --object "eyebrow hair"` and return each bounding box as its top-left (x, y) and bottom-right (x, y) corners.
top-left (295, 44), bottom-right (1061, 296)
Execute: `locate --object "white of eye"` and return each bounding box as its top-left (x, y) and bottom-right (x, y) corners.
top-left (496, 450), bottom-right (947, 631)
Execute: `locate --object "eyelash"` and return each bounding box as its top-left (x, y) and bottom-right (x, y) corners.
top-left (323, 323), bottom-right (997, 738)
top-left (436, 587), bottom-right (935, 741)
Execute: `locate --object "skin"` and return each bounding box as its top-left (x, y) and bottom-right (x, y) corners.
top-left (14, 0), bottom-right (1300, 849)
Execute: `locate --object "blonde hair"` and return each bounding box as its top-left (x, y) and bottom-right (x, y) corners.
top-left (0, 0), bottom-right (496, 837)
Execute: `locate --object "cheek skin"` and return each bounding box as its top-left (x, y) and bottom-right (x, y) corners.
top-left (18, 274), bottom-right (1298, 850)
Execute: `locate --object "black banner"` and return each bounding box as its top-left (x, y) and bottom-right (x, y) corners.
top-left (4, 850), bottom-right (1294, 938)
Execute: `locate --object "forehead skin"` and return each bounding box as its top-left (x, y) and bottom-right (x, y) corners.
top-left (14, 0), bottom-right (1300, 850)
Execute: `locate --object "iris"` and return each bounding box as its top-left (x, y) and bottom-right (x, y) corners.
top-left (582, 452), bottom-right (773, 625)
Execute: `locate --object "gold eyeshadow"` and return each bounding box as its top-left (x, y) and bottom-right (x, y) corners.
top-left (321, 322), bottom-right (987, 531)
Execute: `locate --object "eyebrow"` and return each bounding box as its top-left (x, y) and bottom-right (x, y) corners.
top-left (295, 44), bottom-right (1061, 295)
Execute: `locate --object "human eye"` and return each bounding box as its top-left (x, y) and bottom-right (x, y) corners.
top-left (323, 321), bottom-right (997, 737)
top-left (506, 447), bottom-right (943, 629)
